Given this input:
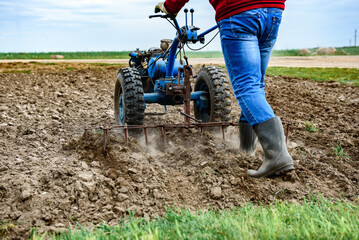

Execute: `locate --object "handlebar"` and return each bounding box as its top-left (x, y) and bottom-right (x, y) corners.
top-left (149, 10), bottom-right (218, 45)
top-left (149, 14), bottom-right (173, 19)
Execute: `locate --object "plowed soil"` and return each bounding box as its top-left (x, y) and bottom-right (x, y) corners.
top-left (0, 62), bottom-right (358, 238)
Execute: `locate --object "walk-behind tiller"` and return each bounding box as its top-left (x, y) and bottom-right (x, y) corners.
top-left (85, 9), bottom-right (248, 151)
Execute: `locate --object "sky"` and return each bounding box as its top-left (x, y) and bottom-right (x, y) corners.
top-left (0, 0), bottom-right (358, 52)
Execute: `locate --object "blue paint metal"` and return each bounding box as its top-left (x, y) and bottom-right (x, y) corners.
top-left (190, 91), bottom-right (206, 100)
top-left (197, 25), bottom-right (218, 39)
top-left (185, 27), bottom-right (198, 42)
top-left (129, 14), bottom-right (221, 110)
top-left (149, 58), bottom-right (183, 79)
top-left (129, 52), bottom-right (138, 58)
top-left (144, 91), bottom-right (206, 104)
top-left (119, 94), bottom-right (124, 125)
top-left (144, 93), bottom-right (162, 103)
top-left (148, 58), bottom-right (166, 79)
top-left (165, 37), bottom-right (180, 77)
top-left (173, 19), bottom-right (182, 39)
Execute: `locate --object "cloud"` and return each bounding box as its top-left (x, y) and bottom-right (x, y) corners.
top-left (0, 0), bottom-right (358, 51)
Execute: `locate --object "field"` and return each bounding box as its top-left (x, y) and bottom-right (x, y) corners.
top-left (266, 67), bottom-right (359, 86)
top-left (0, 62), bottom-right (358, 239)
top-left (1, 46), bottom-right (359, 60)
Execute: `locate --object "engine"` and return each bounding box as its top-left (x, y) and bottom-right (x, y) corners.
top-left (129, 39), bottom-right (184, 93)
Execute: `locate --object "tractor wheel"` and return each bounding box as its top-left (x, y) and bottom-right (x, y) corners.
top-left (114, 68), bottom-right (145, 125)
top-left (194, 66), bottom-right (232, 122)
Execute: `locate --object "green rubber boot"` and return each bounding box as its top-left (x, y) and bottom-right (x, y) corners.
top-left (239, 121), bottom-right (257, 154)
top-left (248, 116), bottom-right (294, 178)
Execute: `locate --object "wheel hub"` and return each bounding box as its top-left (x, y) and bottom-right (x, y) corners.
top-left (118, 94), bottom-right (124, 125)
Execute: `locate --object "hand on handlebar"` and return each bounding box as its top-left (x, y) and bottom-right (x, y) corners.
top-left (155, 2), bottom-right (177, 20)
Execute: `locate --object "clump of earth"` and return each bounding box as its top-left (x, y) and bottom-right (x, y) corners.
top-left (0, 62), bottom-right (358, 238)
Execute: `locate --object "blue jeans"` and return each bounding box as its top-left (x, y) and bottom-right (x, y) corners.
top-left (218, 8), bottom-right (283, 126)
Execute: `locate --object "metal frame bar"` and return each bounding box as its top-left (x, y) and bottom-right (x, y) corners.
top-left (84, 120), bottom-right (292, 154)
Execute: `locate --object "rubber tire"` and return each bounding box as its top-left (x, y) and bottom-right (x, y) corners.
top-left (194, 66), bottom-right (231, 122)
top-left (114, 68), bottom-right (145, 125)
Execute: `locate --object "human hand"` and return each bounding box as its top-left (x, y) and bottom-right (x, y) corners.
top-left (155, 2), bottom-right (168, 14)
top-left (155, 2), bottom-right (177, 19)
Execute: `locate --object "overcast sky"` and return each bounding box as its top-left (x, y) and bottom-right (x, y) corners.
top-left (0, 0), bottom-right (358, 52)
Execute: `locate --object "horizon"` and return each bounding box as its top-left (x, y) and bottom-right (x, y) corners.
top-left (2, 46), bottom-right (359, 54)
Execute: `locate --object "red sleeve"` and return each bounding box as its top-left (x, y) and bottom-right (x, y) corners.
top-left (164, 0), bottom-right (189, 14)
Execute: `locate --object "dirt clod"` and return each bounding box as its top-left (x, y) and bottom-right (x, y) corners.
top-left (211, 187), bottom-right (222, 199)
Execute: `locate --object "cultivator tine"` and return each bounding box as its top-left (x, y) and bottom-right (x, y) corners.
top-left (285, 123), bottom-right (291, 145)
top-left (84, 121), bottom-right (243, 153)
top-left (183, 65), bottom-right (193, 125)
top-left (161, 127), bottom-right (167, 147)
top-left (180, 112), bottom-right (201, 123)
top-left (103, 128), bottom-right (108, 153)
top-left (84, 129), bottom-right (89, 141)
top-left (124, 124), bottom-right (129, 147)
top-left (144, 125), bottom-right (148, 147)
top-left (221, 126), bottom-right (226, 142)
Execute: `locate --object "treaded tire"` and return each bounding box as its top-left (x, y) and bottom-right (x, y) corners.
top-left (194, 66), bottom-right (231, 122)
top-left (114, 68), bottom-right (145, 125)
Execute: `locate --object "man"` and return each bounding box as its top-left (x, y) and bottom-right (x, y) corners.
top-left (155, 0), bottom-right (294, 178)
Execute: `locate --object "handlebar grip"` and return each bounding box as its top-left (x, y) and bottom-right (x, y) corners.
top-left (149, 14), bottom-right (162, 18)
top-left (149, 14), bottom-right (172, 19)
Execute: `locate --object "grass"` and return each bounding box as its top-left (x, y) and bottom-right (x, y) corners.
top-left (0, 221), bottom-right (17, 239)
top-left (186, 51), bottom-right (224, 58)
top-left (266, 67), bottom-right (359, 86)
top-left (0, 51), bottom-right (131, 60)
top-left (2, 70), bottom-right (32, 74)
top-left (334, 143), bottom-right (351, 160)
top-left (305, 121), bottom-right (321, 133)
top-left (29, 196), bottom-right (359, 240)
top-left (1, 47), bottom-right (358, 59)
top-left (271, 46), bottom-right (359, 56)
top-left (271, 49), bottom-right (303, 57)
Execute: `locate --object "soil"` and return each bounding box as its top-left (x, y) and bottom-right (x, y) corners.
top-left (0, 62), bottom-right (358, 238)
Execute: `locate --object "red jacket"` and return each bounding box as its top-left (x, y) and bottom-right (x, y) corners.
top-left (164, 0), bottom-right (286, 22)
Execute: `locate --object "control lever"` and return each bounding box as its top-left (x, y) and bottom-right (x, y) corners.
top-left (184, 8), bottom-right (188, 27)
top-left (190, 9), bottom-right (194, 26)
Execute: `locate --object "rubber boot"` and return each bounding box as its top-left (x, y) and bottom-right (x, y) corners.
top-left (248, 116), bottom-right (294, 178)
top-left (239, 121), bottom-right (257, 154)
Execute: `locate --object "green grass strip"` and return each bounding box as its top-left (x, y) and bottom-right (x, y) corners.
top-left (266, 67), bottom-right (359, 86)
top-left (2, 47), bottom-right (358, 60)
top-left (0, 51), bottom-right (131, 60)
top-left (30, 196), bottom-right (359, 240)
top-left (271, 46), bottom-right (359, 56)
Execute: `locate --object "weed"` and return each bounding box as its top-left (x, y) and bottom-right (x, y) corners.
top-left (0, 221), bottom-right (17, 238)
top-left (90, 63), bottom-right (123, 66)
top-left (2, 70), bottom-right (32, 74)
top-left (41, 62), bottom-right (57, 65)
top-left (29, 62), bottom-right (57, 65)
top-left (65, 67), bottom-right (74, 71)
top-left (295, 147), bottom-right (306, 155)
top-left (333, 143), bottom-right (350, 159)
top-left (30, 227), bottom-right (47, 240)
top-left (89, 129), bottom-right (103, 135)
top-left (305, 121), bottom-right (321, 133)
